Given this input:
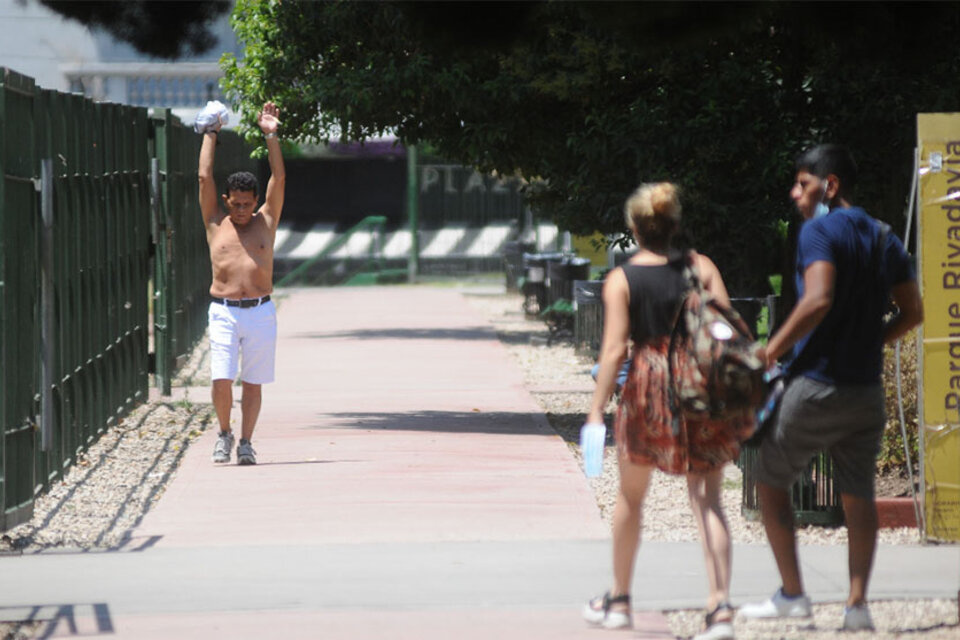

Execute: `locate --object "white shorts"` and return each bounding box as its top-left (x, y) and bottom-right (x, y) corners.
top-left (208, 300), bottom-right (277, 384)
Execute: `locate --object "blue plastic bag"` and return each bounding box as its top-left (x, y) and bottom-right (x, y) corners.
top-left (580, 422), bottom-right (606, 477)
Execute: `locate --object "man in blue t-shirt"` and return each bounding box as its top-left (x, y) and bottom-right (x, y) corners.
top-left (740, 145), bottom-right (923, 631)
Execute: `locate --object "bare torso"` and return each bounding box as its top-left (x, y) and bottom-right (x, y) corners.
top-left (207, 212), bottom-right (274, 299)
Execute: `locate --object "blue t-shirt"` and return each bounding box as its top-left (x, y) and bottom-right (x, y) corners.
top-left (788, 206), bottom-right (915, 385)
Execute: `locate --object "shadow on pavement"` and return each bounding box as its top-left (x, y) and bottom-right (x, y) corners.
top-left (0, 602), bottom-right (112, 639)
top-left (313, 410), bottom-right (555, 436)
top-left (292, 327), bottom-right (494, 341)
top-left (0, 405), bottom-right (211, 554)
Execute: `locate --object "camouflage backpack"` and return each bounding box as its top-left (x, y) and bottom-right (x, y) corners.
top-left (667, 252), bottom-right (765, 433)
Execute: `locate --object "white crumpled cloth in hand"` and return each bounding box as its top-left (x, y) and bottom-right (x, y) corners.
top-left (194, 100), bottom-right (229, 133)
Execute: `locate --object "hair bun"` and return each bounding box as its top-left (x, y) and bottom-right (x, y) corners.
top-left (623, 182), bottom-right (681, 248)
top-left (649, 183), bottom-right (679, 217)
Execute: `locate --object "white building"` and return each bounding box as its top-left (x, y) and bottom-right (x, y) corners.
top-left (0, 0), bottom-right (240, 125)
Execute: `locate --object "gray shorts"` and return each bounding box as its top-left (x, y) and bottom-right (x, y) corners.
top-left (755, 376), bottom-right (885, 498)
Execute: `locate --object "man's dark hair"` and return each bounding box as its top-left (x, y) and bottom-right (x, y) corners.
top-left (225, 171), bottom-right (258, 197)
top-left (796, 144), bottom-right (858, 195)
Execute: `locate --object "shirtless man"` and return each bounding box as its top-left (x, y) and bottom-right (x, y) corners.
top-left (198, 102), bottom-right (285, 465)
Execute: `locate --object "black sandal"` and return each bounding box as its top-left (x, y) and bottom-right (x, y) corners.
top-left (583, 591), bottom-right (632, 629)
top-left (705, 601), bottom-right (734, 626)
top-left (693, 602), bottom-right (735, 640)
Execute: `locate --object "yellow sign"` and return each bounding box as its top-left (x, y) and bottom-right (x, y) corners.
top-left (571, 233), bottom-right (607, 268)
top-left (917, 113), bottom-right (960, 542)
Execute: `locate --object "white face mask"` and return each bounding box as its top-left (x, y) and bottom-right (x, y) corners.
top-left (813, 180), bottom-right (830, 218)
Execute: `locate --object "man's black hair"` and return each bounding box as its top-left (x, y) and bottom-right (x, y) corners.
top-left (795, 144), bottom-right (858, 195)
top-left (225, 171), bottom-right (258, 197)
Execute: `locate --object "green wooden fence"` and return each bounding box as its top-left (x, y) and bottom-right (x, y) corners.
top-left (0, 68), bottom-right (252, 530)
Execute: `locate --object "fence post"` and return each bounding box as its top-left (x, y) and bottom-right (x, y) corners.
top-left (39, 158), bottom-right (54, 451)
top-left (151, 148), bottom-right (172, 395)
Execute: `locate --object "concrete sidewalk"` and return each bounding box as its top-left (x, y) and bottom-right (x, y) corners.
top-left (1, 286), bottom-right (957, 639)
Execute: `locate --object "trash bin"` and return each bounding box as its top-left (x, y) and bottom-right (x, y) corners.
top-left (739, 430), bottom-right (845, 526)
top-left (502, 241), bottom-right (534, 292)
top-left (521, 252), bottom-right (564, 315)
top-left (573, 280), bottom-right (604, 357)
top-left (546, 257), bottom-right (591, 309)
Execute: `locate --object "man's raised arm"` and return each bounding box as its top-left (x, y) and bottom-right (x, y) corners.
top-left (258, 102), bottom-right (286, 228)
top-left (198, 130), bottom-right (220, 226)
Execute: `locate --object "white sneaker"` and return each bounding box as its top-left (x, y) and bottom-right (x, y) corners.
top-left (237, 440), bottom-right (257, 465)
top-left (582, 592), bottom-right (632, 629)
top-left (739, 588), bottom-right (812, 619)
top-left (212, 431), bottom-right (235, 463)
top-left (842, 603), bottom-right (873, 631)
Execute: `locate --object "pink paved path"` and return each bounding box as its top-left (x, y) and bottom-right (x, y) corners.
top-left (138, 287), bottom-right (606, 547)
top-left (115, 286), bottom-right (673, 639)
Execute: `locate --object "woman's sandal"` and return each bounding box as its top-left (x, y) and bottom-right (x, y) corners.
top-left (582, 591), bottom-right (632, 629)
top-left (693, 601), bottom-right (735, 640)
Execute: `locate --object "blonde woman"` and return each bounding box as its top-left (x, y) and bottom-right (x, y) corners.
top-left (582, 183), bottom-right (752, 640)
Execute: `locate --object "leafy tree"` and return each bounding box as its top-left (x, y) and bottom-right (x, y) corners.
top-left (40, 0), bottom-right (231, 59)
top-left (223, 0), bottom-right (960, 296)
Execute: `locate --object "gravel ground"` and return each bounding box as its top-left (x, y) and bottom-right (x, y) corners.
top-left (0, 342), bottom-right (214, 554)
top-left (0, 340), bottom-right (214, 639)
top-left (463, 288), bottom-right (959, 640)
top-left (0, 286), bottom-right (955, 640)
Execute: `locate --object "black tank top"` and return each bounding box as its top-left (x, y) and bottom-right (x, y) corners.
top-left (622, 257), bottom-right (689, 346)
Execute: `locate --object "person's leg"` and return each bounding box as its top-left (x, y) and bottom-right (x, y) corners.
top-left (830, 439), bottom-right (880, 630)
top-left (825, 382), bottom-right (884, 611)
top-left (240, 382), bottom-right (262, 442)
top-left (212, 378), bottom-right (233, 433)
top-left (750, 377), bottom-right (831, 599)
top-left (686, 466), bottom-right (732, 616)
top-left (585, 454), bottom-right (654, 627)
top-left (740, 477), bottom-right (812, 619)
top-left (208, 302), bottom-right (241, 462)
top-left (840, 491), bottom-right (877, 607)
top-left (584, 454), bottom-right (654, 628)
top-left (236, 301), bottom-right (277, 444)
top-left (210, 378), bottom-right (235, 463)
top-left (611, 454), bottom-right (655, 599)
top-left (757, 481), bottom-right (804, 596)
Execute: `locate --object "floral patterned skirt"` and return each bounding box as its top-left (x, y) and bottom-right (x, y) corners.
top-left (614, 337), bottom-right (755, 474)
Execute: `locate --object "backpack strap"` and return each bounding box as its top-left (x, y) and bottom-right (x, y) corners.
top-left (873, 220), bottom-right (892, 316)
top-left (788, 219), bottom-right (891, 377)
top-left (680, 249), bottom-right (702, 294)
top-left (667, 310), bottom-right (687, 437)
top-left (667, 251), bottom-right (700, 437)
